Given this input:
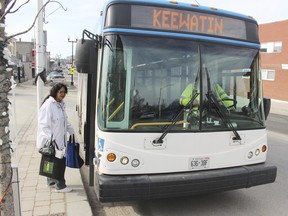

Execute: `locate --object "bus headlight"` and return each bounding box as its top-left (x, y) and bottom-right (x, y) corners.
top-left (120, 156), bottom-right (129, 165)
top-left (255, 148), bottom-right (260, 156)
top-left (131, 159), bottom-right (140, 167)
top-left (247, 151), bottom-right (253, 159)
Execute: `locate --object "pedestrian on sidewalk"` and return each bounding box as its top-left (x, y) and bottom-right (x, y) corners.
top-left (37, 83), bottom-right (75, 193)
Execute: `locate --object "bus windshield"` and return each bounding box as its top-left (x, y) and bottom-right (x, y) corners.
top-left (98, 34), bottom-right (265, 132)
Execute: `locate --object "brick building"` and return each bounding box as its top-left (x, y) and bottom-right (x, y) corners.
top-left (259, 20), bottom-right (288, 101)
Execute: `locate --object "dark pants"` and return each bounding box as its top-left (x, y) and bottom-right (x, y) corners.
top-left (47, 157), bottom-right (67, 190)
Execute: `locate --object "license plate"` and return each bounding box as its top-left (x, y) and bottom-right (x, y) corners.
top-left (189, 157), bottom-right (210, 170)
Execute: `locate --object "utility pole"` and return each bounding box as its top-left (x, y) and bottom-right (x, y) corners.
top-left (36, 0), bottom-right (45, 109)
top-left (67, 37), bottom-right (77, 86)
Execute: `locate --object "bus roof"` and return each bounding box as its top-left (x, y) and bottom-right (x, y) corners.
top-left (103, 0), bottom-right (257, 24)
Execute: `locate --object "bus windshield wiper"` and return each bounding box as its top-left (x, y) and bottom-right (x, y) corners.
top-left (206, 92), bottom-right (241, 140)
top-left (205, 68), bottom-right (241, 141)
top-left (153, 92), bottom-right (199, 145)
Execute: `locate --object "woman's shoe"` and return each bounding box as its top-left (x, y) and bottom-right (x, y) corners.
top-left (47, 182), bottom-right (55, 188)
top-left (55, 186), bottom-right (73, 193)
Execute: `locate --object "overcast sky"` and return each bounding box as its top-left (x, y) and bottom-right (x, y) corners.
top-left (5, 0), bottom-right (288, 58)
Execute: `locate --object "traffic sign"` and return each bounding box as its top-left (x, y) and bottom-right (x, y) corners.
top-left (70, 67), bottom-right (75, 75)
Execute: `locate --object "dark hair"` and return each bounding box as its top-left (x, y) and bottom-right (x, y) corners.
top-left (42, 83), bottom-right (68, 104)
top-left (49, 83), bottom-right (68, 98)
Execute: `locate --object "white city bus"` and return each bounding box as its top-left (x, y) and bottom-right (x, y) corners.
top-left (75, 0), bottom-right (277, 202)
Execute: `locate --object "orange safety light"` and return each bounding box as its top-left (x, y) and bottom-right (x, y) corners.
top-left (262, 145), bottom-right (267, 152)
top-left (107, 153), bottom-right (116, 162)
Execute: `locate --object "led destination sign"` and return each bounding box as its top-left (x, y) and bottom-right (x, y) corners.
top-left (131, 6), bottom-right (246, 40)
top-left (105, 4), bottom-right (259, 42)
top-left (152, 9), bottom-right (224, 34)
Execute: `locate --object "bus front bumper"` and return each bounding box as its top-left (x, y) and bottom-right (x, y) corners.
top-left (95, 163), bottom-right (277, 202)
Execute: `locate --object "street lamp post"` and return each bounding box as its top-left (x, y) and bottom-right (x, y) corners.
top-left (67, 37), bottom-right (77, 86)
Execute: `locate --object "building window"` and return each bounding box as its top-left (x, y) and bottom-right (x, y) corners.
top-left (260, 41), bottom-right (282, 53)
top-left (282, 64), bottom-right (288, 70)
top-left (261, 69), bottom-right (275, 81)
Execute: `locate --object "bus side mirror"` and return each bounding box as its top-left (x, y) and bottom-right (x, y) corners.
top-left (75, 39), bottom-right (98, 74)
top-left (263, 98), bottom-right (271, 120)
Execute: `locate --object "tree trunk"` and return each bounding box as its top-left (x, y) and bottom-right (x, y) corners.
top-left (0, 0), bottom-right (15, 215)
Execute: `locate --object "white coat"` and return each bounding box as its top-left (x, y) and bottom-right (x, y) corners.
top-left (37, 96), bottom-right (74, 150)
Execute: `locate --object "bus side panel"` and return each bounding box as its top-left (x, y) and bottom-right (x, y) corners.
top-left (77, 73), bottom-right (88, 159)
top-left (78, 73), bottom-right (88, 138)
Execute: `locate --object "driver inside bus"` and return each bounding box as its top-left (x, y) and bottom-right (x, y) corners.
top-left (179, 83), bottom-right (200, 125)
top-left (180, 82), bottom-right (235, 114)
top-left (180, 83), bottom-right (199, 108)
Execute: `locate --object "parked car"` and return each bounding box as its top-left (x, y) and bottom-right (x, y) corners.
top-left (46, 73), bottom-right (65, 83)
top-left (48, 70), bottom-right (64, 76)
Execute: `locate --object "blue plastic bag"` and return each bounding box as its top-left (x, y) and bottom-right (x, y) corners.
top-left (66, 135), bottom-right (84, 168)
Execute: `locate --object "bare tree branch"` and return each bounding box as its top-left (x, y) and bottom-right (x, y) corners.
top-left (0, 0), bottom-right (16, 21)
top-left (5, 0), bottom-right (67, 41)
top-left (8, 0), bottom-right (30, 14)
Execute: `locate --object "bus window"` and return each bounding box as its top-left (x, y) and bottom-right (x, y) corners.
top-left (98, 35), bottom-right (264, 131)
top-left (100, 36), bottom-right (127, 125)
top-left (200, 43), bottom-right (264, 130)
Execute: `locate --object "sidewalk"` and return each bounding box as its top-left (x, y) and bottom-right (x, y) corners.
top-left (270, 99), bottom-right (288, 116)
top-left (10, 81), bottom-right (93, 216)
